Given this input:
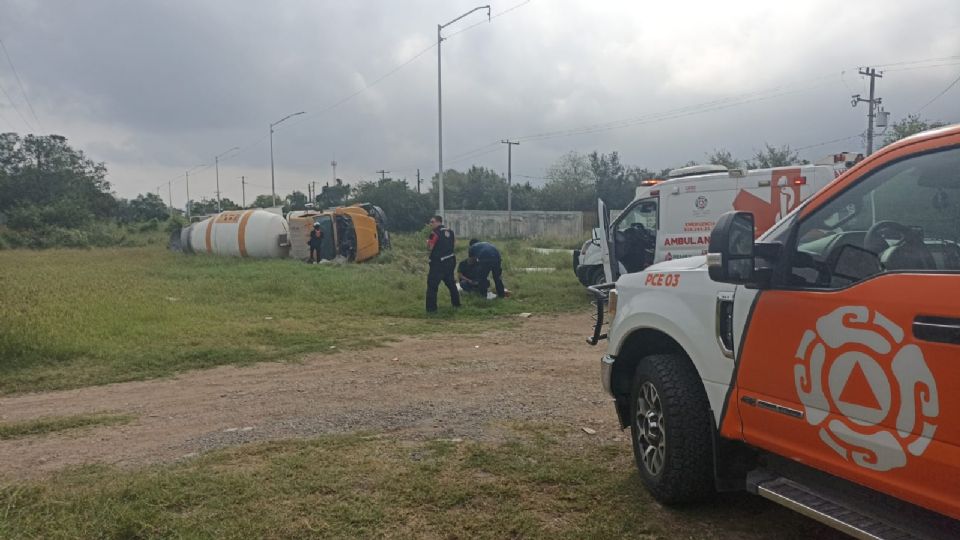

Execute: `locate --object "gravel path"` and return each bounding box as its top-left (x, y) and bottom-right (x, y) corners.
top-left (0, 311), bottom-right (620, 479)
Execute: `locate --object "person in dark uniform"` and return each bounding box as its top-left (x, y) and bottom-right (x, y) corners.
top-left (425, 215), bottom-right (461, 312)
top-left (468, 239), bottom-right (506, 298)
top-left (457, 257), bottom-right (483, 294)
top-left (308, 222), bottom-right (324, 263)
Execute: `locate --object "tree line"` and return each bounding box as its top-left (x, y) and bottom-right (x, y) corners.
top-left (0, 114), bottom-right (948, 245)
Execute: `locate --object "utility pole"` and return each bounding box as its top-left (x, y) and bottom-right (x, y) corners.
top-left (240, 176), bottom-right (246, 208)
top-left (331, 160), bottom-right (338, 185)
top-left (168, 181), bottom-right (173, 217)
top-left (416, 168), bottom-right (421, 194)
top-left (852, 67), bottom-right (883, 155)
top-left (501, 139), bottom-right (519, 236)
top-left (185, 170), bottom-right (191, 220)
top-left (376, 169), bottom-right (390, 181)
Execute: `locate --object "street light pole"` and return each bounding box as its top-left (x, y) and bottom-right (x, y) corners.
top-left (437, 5), bottom-right (490, 219)
top-left (269, 111), bottom-right (305, 207)
top-left (214, 146), bottom-right (239, 213)
top-left (184, 163), bottom-right (206, 221)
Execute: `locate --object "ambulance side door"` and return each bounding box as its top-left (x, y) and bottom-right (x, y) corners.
top-left (657, 177), bottom-right (732, 262)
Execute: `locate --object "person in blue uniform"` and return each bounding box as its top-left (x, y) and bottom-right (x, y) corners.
top-left (425, 215), bottom-right (461, 312)
top-left (468, 239), bottom-right (506, 298)
top-left (457, 257), bottom-right (483, 294)
top-left (307, 222), bottom-right (324, 263)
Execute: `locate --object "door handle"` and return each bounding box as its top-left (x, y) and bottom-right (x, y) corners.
top-left (913, 316), bottom-right (960, 345)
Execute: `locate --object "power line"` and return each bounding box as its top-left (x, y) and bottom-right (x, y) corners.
top-left (794, 133), bottom-right (863, 152)
top-left (918, 70), bottom-right (960, 112)
top-left (0, 75), bottom-right (32, 131)
top-left (0, 107), bottom-right (12, 128)
top-left (437, 73), bottom-right (839, 166)
top-left (281, 0), bottom-right (532, 132)
top-left (223, 0), bottom-right (510, 167)
top-left (883, 61), bottom-right (960, 73)
top-left (872, 55), bottom-right (960, 69)
top-left (0, 39), bottom-right (41, 131)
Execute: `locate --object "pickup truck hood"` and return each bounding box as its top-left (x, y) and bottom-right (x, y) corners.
top-left (644, 255), bottom-right (707, 272)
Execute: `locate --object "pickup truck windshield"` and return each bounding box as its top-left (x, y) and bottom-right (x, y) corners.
top-left (790, 146), bottom-right (960, 288)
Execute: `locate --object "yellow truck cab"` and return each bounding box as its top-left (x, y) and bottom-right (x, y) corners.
top-left (288, 203), bottom-right (389, 262)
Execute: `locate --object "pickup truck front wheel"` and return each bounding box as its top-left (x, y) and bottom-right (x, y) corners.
top-left (630, 354), bottom-right (714, 504)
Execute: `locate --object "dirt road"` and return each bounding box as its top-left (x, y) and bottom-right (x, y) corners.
top-left (1, 312), bottom-right (619, 479)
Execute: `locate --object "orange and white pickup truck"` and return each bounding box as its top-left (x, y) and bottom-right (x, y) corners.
top-left (593, 125), bottom-right (960, 539)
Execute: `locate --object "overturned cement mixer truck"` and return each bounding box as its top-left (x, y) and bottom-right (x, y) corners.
top-left (171, 203), bottom-right (389, 262)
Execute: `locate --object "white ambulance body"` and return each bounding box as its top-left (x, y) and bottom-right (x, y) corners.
top-left (583, 157), bottom-right (855, 285)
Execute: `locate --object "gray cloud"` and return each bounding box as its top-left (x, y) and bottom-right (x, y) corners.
top-left (1, 0), bottom-right (958, 205)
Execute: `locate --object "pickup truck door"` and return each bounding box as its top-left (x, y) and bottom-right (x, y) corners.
top-left (728, 142), bottom-right (960, 519)
top-left (597, 199), bottom-right (617, 283)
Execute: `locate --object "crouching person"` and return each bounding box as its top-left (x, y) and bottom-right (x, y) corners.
top-left (457, 257), bottom-right (484, 294)
top-left (468, 239), bottom-right (506, 298)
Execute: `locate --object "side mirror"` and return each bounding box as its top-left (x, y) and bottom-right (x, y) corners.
top-left (707, 212), bottom-right (756, 284)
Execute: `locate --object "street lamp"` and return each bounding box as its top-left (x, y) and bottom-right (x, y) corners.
top-left (437, 5), bottom-right (490, 219)
top-left (214, 146), bottom-right (239, 213)
top-left (270, 111), bottom-right (305, 206)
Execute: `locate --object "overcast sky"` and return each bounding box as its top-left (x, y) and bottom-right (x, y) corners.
top-left (1, 0), bottom-right (958, 207)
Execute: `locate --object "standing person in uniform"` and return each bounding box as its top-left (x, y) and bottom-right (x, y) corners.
top-left (468, 239), bottom-right (506, 298)
top-left (308, 222), bottom-right (324, 264)
top-left (425, 215), bottom-right (461, 313)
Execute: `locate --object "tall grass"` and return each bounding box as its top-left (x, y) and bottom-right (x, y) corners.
top-left (0, 234), bottom-right (588, 394)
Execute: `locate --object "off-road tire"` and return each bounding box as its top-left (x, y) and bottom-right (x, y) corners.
top-left (629, 353), bottom-right (714, 504)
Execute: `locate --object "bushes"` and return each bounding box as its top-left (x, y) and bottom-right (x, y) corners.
top-left (0, 221), bottom-right (170, 249)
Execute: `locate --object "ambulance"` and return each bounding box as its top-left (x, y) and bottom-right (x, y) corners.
top-left (591, 125), bottom-right (960, 538)
top-left (574, 155), bottom-right (860, 287)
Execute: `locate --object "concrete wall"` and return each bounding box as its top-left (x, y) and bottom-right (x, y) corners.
top-left (443, 210), bottom-right (584, 239)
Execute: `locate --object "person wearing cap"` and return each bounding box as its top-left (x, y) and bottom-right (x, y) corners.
top-left (468, 239), bottom-right (506, 298)
top-left (307, 222), bottom-right (324, 264)
top-left (425, 215), bottom-right (460, 312)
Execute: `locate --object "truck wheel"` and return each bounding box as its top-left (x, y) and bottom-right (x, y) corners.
top-left (588, 266), bottom-right (606, 286)
top-left (630, 354), bottom-right (714, 504)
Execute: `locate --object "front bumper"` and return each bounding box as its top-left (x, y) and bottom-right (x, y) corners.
top-left (601, 354), bottom-right (615, 396)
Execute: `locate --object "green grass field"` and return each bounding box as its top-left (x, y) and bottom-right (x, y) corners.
top-left (0, 425), bottom-right (827, 540)
top-left (0, 234), bottom-right (587, 394)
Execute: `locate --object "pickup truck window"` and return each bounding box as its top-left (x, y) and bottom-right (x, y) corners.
top-left (789, 146), bottom-right (960, 288)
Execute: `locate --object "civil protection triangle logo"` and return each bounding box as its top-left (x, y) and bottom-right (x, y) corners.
top-left (794, 306), bottom-right (939, 472)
